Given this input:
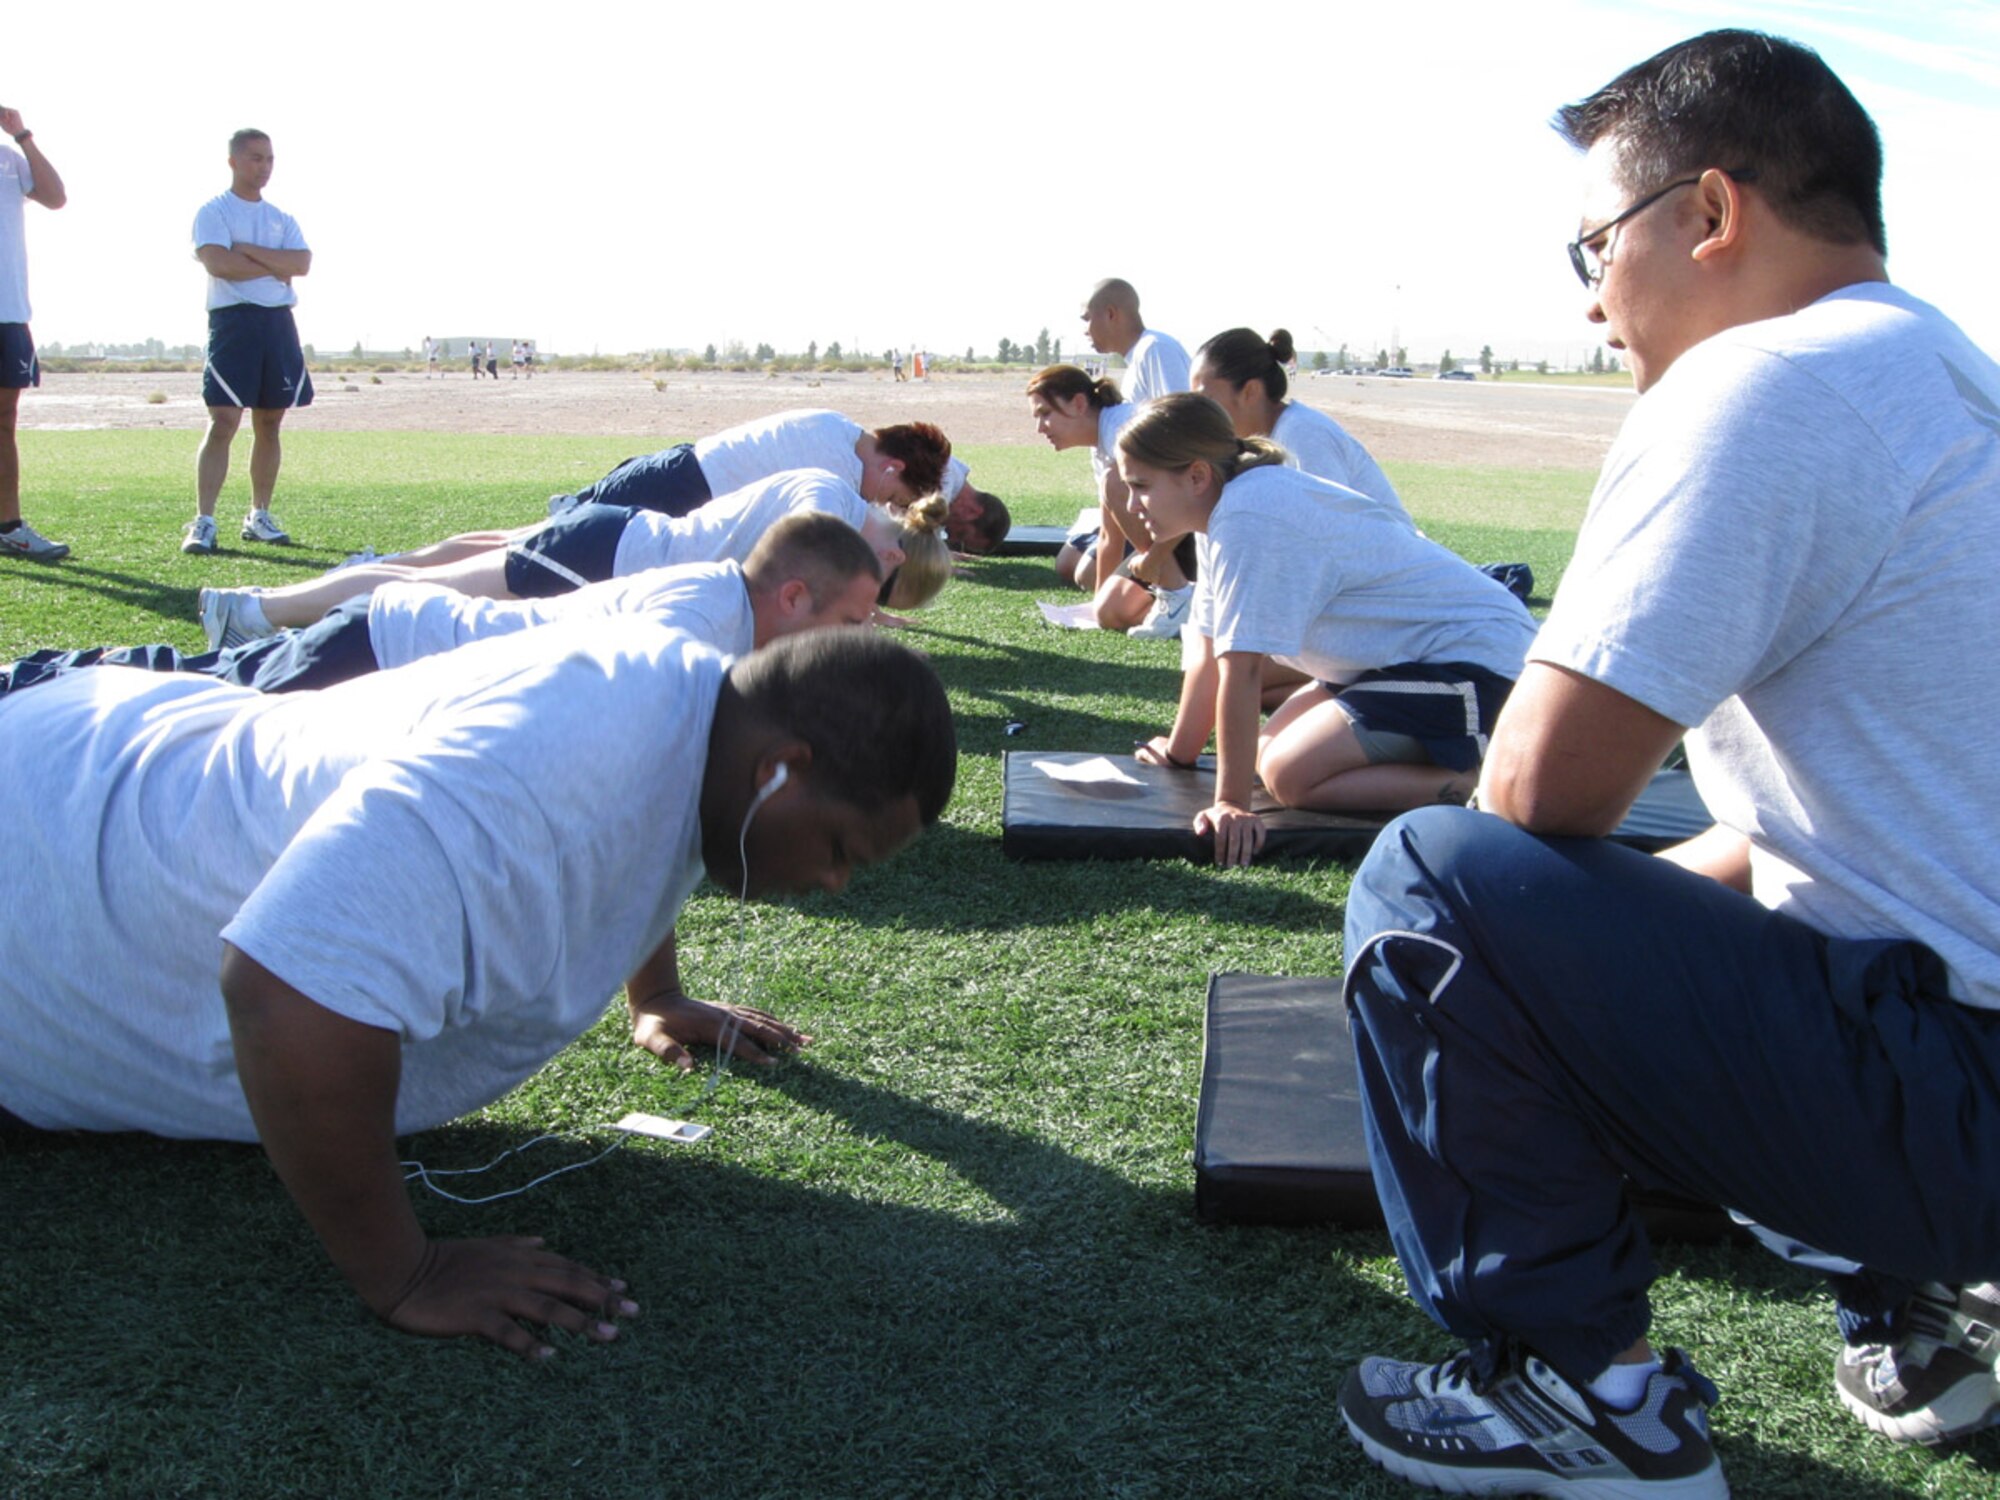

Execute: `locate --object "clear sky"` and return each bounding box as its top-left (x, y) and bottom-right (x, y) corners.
top-left (9, 0), bottom-right (1997, 365)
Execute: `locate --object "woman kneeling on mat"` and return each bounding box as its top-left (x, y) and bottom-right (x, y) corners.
top-left (1121, 393), bottom-right (1536, 867)
top-left (200, 470), bottom-right (954, 648)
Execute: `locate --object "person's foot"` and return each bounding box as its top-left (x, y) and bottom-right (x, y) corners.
top-left (1127, 583), bottom-right (1193, 640)
top-left (1836, 1282), bottom-right (2000, 1445)
top-left (241, 509), bottom-right (291, 545)
top-left (1340, 1346), bottom-right (1727, 1497)
top-left (181, 514), bottom-right (219, 555)
top-left (0, 520), bottom-right (70, 562)
top-left (198, 587), bottom-right (277, 651)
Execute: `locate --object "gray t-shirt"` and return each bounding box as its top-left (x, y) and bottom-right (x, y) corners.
top-left (370, 560), bottom-right (754, 669)
top-left (693, 409), bottom-right (865, 496)
top-left (612, 468), bottom-right (871, 576)
top-left (1532, 282), bottom-right (2000, 1009)
top-left (0, 620), bottom-right (721, 1137)
top-left (1122, 329), bottom-right (1191, 405)
top-left (1271, 401), bottom-right (1407, 522)
top-left (1193, 464), bottom-right (1535, 684)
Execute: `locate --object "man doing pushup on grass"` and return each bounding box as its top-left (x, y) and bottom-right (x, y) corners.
top-left (0, 626), bottom-right (955, 1359)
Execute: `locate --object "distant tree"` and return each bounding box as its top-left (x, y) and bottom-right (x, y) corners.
top-left (1374, 349), bottom-right (1388, 369)
top-left (806, 340), bottom-right (818, 363)
top-left (1479, 344), bottom-right (1493, 374)
top-left (1509, 358), bottom-right (1520, 373)
top-left (1053, 337), bottom-right (1062, 363)
top-left (1035, 327), bottom-right (1052, 364)
top-left (965, 345), bottom-right (975, 361)
top-left (702, 343), bottom-right (718, 365)
top-left (1589, 345), bottom-right (1605, 374)
top-left (1394, 346), bottom-right (1408, 367)
top-left (1337, 344), bottom-right (1349, 369)
top-left (1439, 350), bottom-right (1456, 373)
top-left (997, 337), bottom-right (1015, 363)
top-left (302, 344), bottom-right (315, 361)
top-left (1312, 350), bottom-right (1329, 370)
top-left (350, 341), bottom-right (363, 357)
top-left (1608, 354), bottom-right (1622, 374)
top-left (826, 340), bottom-right (842, 360)
top-left (1020, 336), bottom-right (1036, 363)
top-left (753, 342), bottom-right (775, 362)
top-left (1535, 359), bottom-right (1549, 375)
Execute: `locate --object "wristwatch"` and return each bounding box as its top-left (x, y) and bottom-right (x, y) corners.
top-left (11, 130), bottom-right (31, 145)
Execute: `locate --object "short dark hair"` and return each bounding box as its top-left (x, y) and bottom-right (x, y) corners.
top-left (1554, 29), bottom-right (1885, 256)
top-left (728, 630), bottom-right (956, 824)
top-left (229, 128), bottom-right (271, 156)
top-left (962, 487), bottom-right (1010, 553)
top-left (744, 511), bottom-right (882, 607)
top-left (1195, 327), bottom-right (1297, 403)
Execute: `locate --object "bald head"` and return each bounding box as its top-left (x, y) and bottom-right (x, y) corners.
top-left (1082, 278), bottom-right (1145, 359)
top-left (1087, 278), bottom-right (1141, 317)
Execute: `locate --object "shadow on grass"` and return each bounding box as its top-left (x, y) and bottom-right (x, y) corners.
top-left (0, 560), bottom-right (201, 621)
top-left (3, 1089), bottom-right (1977, 1497)
top-left (789, 820), bottom-right (1351, 936)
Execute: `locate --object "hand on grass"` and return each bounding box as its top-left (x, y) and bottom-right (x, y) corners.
top-left (871, 607), bottom-right (915, 630)
top-left (1195, 800), bottom-right (1265, 868)
top-left (379, 1235), bottom-right (637, 1360)
top-left (630, 990), bottom-right (810, 1071)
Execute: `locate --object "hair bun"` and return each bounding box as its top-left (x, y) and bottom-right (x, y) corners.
top-left (1267, 328), bottom-right (1296, 366)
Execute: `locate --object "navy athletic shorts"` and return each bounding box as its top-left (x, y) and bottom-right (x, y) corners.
top-left (1, 323), bottom-right (38, 390)
top-left (1317, 661), bottom-right (1516, 773)
top-left (503, 502), bottom-right (632, 598)
top-left (549, 443), bottom-right (713, 518)
top-left (203, 304), bottom-right (314, 410)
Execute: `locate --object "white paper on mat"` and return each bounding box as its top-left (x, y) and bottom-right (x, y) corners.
top-left (1030, 755), bottom-right (1142, 787)
top-left (1037, 600), bottom-right (1100, 630)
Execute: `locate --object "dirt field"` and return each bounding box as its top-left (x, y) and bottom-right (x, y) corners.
top-left (19, 368), bottom-right (1633, 471)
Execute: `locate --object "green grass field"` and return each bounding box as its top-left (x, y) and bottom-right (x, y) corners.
top-left (1, 432), bottom-right (1992, 1498)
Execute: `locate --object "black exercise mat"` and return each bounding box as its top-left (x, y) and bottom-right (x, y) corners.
top-left (1001, 752), bottom-right (1712, 863)
top-left (992, 524), bottom-right (1071, 557)
top-left (1194, 972), bottom-right (1737, 1243)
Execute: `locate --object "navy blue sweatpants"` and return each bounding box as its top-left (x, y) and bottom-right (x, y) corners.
top-left (0, 598), bottom-right (378, 698)
top-left (1342, 805), bottom-right (2000, 1383)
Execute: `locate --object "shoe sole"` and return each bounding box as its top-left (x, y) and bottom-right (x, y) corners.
top-left (1343, 1410), bottom-right (1732, 1498)
top-left (0, 545), bottom-right (68, 562)
top-left (1835, 1369), bottom-right (2000, 1445)
top-left (240, 531), bottom-right (290, 544)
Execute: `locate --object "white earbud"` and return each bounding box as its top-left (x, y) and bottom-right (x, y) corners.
top-left (746, 762), bottom-right (789, 820)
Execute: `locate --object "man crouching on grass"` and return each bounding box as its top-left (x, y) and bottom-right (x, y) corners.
top-left (0, 625), bottom-right (954, 1359)
top-left (1336, 29), bottom-right (2000, 1498)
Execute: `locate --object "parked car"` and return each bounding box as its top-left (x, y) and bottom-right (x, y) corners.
top-left (1436, 368), bottom-right (1477, 381)
top-left (1378, 366), bottom-right (1414, 379)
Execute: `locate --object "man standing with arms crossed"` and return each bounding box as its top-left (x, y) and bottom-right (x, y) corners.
top-left (0, 103), bottom-right (67, 562)
top-left (184, 128), bottom-right (312, 555)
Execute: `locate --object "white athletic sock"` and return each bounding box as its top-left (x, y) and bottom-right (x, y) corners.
top-left (1586, 1357), bottom-right (1662, 1411)
top-left (239, 593), bottom-right (275, 637)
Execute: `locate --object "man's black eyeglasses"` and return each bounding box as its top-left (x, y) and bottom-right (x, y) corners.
top-left (1567, 168), bottom-right (1758, 288)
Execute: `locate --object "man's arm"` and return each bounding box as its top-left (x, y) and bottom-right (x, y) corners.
top-left (1479, 661), bottom-right (1687, 836)
top-left (221, 944), bottom-right (634, 1358)
top-left (197, 243), bottom-right (285, 282)
top-left (236, 244), bottom-right (312, 279)
top-left (0, 110), bottom-right (65, 209)
top-left (624, 930), bottom-right (808, 1069)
